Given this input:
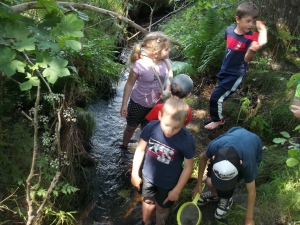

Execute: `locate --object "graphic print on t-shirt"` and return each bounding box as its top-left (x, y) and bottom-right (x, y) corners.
top-left (227, 36), bottom-right (247, 52)
top-left (147, 138), bottom-right (176, 164)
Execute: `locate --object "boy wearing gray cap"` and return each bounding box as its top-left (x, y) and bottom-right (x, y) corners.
top-left (193, 127), bottom-right (263, 225)
top-left (146, 74), bottom-right (193, 125)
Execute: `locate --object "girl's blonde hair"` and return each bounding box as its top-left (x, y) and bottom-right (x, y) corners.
top-left (161, 98), bottom-right (188, 122)
top-left (128, 31), bottom-right (171, 66)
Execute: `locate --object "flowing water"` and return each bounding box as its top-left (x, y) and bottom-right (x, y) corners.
top-left (84, 69), bottom-right (143, 225)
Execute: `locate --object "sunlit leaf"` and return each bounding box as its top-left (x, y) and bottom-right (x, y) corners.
top-left (19, 76), bottom-right (40, 91)
top-left (65, 40), bottom-right (81, 51)
top-left (36, 52), bottom-right (52, 68)
top-left (287, 73), bottom-right (300, 88)
top-left (286, 158), bottom-right (299, 167)
top-left (272, 138), bottom-right (286, 144)
top-left (288, 149), bottom-right (300, 157)
top-left (14, 38), bottom-right (36, 51)
top-left (61, 14), bottom-right (84, 37)
top-left (280, 131), bottom-right (290, 138)
top-left (42, 58), bottom-right (70, 84)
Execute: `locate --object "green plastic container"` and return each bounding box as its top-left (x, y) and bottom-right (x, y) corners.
top-left (290, 84), bottom-right (300, 108)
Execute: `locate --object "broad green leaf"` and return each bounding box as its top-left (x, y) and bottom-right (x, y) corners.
top-left (20, 81), bottom-right (32, 91)
top-left (36, 52), bottom-right (52, 68)
top-left (37, 40), bottom-right (60, 52)
top-left (0, 47), bottom-right (25, 76)
top-left (68, 66), bottom-right (78, 74)
top-left (49, 58), bottom-right (68, 68)
top-left (14, 38), bottom-right (36, 51)
top-left (272, 138), bottom-right (286, 144)
top-left (68, 5), bottom-right (89, 21)
top-left (288, 149), bottom-right (300, 157)
top-left (29, 26), bottom-right (55, 41)
top-left (280, 131), bottom-right (290, 138)
top-left (19, 74), bottom-right (40, 90)
top-left (0, 36), bottom-right (9, 45)
top-left (287, 73), bottom-right (300, 88)
top-left (286, 158), bottom-right (299, 167)
top-left (294, 125), bottom-right (300, 131)
top-left (65, 40), bottom-right (81, 51)
top-left (36, 0), bottom-right (58, 14)
top-left (5, 22), bottom-right (31, 40)
top-left (42, 58), bottom-right (70, 84)
top-left (61, 14), bottom-right (84, 37)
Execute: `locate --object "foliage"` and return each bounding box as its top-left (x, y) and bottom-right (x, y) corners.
top-left (161, 0), bottom-right (237, 75)
top-left (273, 130), bottom-right (300, 175)
top-left (0, 0), bottom-right (125, 224)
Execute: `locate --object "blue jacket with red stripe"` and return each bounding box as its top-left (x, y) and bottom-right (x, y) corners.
top-left (220, 26), bottom-right (253, 76)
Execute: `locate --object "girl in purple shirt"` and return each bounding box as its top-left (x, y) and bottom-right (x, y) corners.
top-left (120, 32), bottom-right (172, 148)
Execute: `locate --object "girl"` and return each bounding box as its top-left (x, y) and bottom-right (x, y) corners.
top-left (120, 32), bottom-right (171, 148)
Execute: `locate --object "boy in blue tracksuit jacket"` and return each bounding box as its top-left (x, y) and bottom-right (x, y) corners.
top-left (204, 2), bottom-right (262, 130)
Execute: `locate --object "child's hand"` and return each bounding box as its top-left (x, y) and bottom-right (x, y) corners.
top-left (163, 189), bottom-right (180, 205)
top-left (120, 105), bottom-right (127, 118)
top-left (131, 175), bottom-right (142, 191)
top-left (193, 183), bottom-right (203, 198)
top-left (249, 41), bottom-right (260, 52)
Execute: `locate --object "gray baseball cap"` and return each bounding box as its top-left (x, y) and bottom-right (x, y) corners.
top-left (171, 74), bottom-right (193, 95)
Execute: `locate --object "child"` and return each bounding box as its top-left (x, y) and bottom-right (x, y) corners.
top-left (204, 2), bottom-right (261, 130)
top-left (193, 127), bottom-right (263, 224)
top-left (146, 74), bottom-right (194, 125)
top-left (120, 31), bottom-right (172, 149)
top-left (131, 98), bottom-right (195, 225)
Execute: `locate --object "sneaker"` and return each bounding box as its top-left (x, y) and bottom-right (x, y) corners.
top-left (203, 117), bottom-right (225, 126)
top-left (214, 197), bottom-right (233, 219)
top-left (197, 191), bottom-right (219, 206)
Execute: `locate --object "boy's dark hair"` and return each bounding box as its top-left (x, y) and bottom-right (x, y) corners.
top-left (236, 2), bottom-right (259, 19)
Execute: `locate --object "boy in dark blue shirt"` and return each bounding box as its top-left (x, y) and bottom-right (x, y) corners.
top-left (204, 2), bottom-right (262, 129)
top-left (193, 127), bottom-right (263, 224)
top-left (131, 98), bottom-right (195, 225)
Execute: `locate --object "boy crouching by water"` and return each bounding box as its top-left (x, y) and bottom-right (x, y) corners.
top-left (131, 98), bottom-right (196, 225)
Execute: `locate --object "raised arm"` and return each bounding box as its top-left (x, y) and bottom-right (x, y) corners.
top-left (244, 41), bottom-right (260, 63)
top-left (120, 68), bottom-right (138, 117)
top-left (245, 180), bottom-right (256, 225)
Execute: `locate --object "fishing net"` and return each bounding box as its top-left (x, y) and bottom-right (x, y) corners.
top-left (179, 203), bottom-right (201, 225)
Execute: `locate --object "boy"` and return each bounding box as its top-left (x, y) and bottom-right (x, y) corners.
top-left (193, 127), bottom-right (263, 225)
top-left (204, 2), bottom-right (261, 129)
top-left (146, 74), bottom-right (194, 125)
top-left (131, 98), bottom-right (195, 225)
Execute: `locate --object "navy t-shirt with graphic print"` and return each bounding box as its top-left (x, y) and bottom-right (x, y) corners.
top-left (220, 26), bottom-right (253, 76)
top-left (206, 127), bottom-right (263, 183)
top-left (141, 120), bottom-right (195, 189)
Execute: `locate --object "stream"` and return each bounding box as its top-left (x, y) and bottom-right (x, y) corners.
top-left (83, 68), bottom-right (143, 225)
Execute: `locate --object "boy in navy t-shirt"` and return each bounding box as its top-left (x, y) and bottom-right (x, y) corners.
top-left (131, 98), bottom-right (195, 225)
top-left (193, 127), bottom-right (263, 224)
top-left (204, 2), bottom-right (262, 129)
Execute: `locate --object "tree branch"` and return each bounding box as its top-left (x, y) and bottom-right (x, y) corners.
top-left (12, 2), bottom-right (148, 34)
top-left (26, 84), bottom-right (41, 225)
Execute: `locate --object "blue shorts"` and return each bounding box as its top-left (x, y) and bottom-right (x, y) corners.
top-left (140, 174), bottom-right (174, 208)
top-left (126, 99), bottom-right (152, 127)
